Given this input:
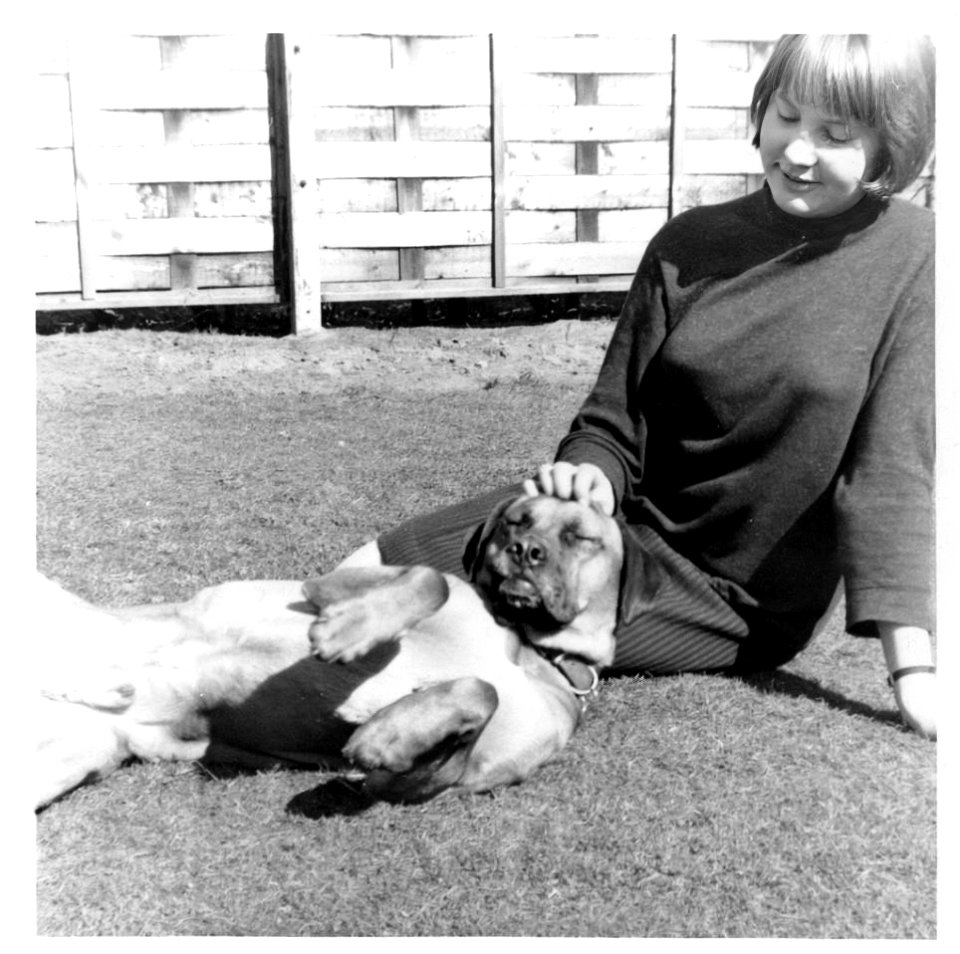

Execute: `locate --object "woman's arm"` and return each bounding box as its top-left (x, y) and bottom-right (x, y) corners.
top-left (552, 246), bottom-right (672, 509)
top-left (878, 621), bottom-right (936, 739)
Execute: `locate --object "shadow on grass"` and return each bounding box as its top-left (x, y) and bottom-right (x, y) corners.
top-left (731, 669), bottom-right (906, 729)
top-left (286, 777), bottom-right (378, 819)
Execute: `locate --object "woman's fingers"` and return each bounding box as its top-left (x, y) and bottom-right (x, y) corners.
top-left (526, 463), bottom-right (615, 514)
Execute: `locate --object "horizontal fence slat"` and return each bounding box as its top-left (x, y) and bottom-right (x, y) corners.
top-left (681, 139), bottom-right (763, 175)
top-left (316, 142), bottom-right (491, 178)
top-left (685, 66), bottom-right (764, 108)
top-left (596, 208), bottom-right (669, 241)
top-left (507, 240), bottom-right (646, 277)
top-left (426, 246), bottom-right (489, 280)
top-left (502, 37), bottom-right (674, 74)
top-left (140, 35), bottom-right (269, 71)
top-left (92, 217), bottom-right (273, 255)
top-left (36, 286), bottom-right (279, 310)
top-left (89, 109), bottom-right (270, 148)
top-left (320, 248), bottom-right (400, 283)
top-left (87, 71), bottom-right (269, 110)
top-left (320, 211), bottom-right (491, 248)
top-left (35, 221), bottom-right (80, 261)
top-left (595, 73), bottom-right (674, 105)
top-left (319, 277), bottom-right (633, 302)
top-left (509, 173), bottom-right (670, 209)
top-left (318, 210), bottom-right (601, 249)
top-left (35, 256), bottom-right (81, 293)
top-left (82, 252), bottom-right (276, 291)
top-left (504, 105), bottom-right (670, 142)
top-left (98, 255), bottom-right (170, 290)
top-left (88, 145), bottom-right (272, 183)
top-left (313, 69), bottom-right (491, 106)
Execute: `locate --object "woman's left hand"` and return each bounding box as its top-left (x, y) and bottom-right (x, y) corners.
top-left (879, 622), bottom-right (937, 739)
top-left (890, 670), bottom-right (937, 739)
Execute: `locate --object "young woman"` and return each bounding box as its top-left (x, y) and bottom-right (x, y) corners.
top-left (352, 35), bottom-right (937, 738)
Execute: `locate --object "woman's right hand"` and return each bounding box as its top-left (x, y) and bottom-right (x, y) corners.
top-left (522, 462), bottom-right (616, 516)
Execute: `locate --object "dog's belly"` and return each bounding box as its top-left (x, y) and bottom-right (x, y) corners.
top-left (332, 606), bottom-right (519, 726)
top-left (207, 586), bottom-right (521, 760)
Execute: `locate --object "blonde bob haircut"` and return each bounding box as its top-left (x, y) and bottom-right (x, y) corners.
top-left (750, 35), bottom-right (935, 198)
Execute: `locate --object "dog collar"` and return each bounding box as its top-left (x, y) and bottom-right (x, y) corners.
top-left (536, 648), bottom-right (600, 702)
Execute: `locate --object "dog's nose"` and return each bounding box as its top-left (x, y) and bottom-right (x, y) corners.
top-left (505, 537), bottom-right (547, 567)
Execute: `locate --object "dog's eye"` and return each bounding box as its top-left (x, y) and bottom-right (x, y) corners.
top-left (503, 515), bottom-right (533, 531)
top-left (560, 526), bottom-right (600, 548)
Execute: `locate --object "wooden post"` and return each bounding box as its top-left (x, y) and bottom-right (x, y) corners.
top-left (575, 69), bottom-right (599, 283)
top-left (668, 34), bottom-right (685, 219)
top-left (66, 40), bottom-right (99, 300)
top-left (489, 34), bottom-right (506, 288)
top-left (159, 37), bottom-right (198, 292)
top-left (392, 36), bottom-right (425, 284)
top-left (268, 34), bottom-right (322, 335)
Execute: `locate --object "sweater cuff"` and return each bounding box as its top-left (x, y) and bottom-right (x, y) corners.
top-left (845, 584), bottom-right (935, 637)
top-left (554, 437), bottom-right (629, 507)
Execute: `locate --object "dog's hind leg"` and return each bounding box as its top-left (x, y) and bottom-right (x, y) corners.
top-left (36, 700), bottom-right (131, 809)
top-left (343, 677), bottom-right (498, 803)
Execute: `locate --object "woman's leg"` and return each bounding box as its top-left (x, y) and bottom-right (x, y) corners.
top-left (347, 493), bottom-right (807, 676)
top-left (373, 483), bottom-right (525, 579)
top-left (610, 524), bottom-right (752, 673)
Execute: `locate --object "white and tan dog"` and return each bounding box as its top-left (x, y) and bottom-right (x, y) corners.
top-left (37, 494), bottom-right (628, 810)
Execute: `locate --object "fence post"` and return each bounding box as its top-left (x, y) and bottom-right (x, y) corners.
top-left (668, 34), bottom-right (685, 219)
top-left (66, 40), bottom-right (100, 300)
top-left (489, 34), bottom-right (506, 289)
top-left (159, 36), bottom-right (199, 294)
top-left (268, 34), bottom-right (322, 335)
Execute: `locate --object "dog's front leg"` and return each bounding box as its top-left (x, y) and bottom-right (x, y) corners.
top-left (343, 678), bottom-right (498, 803)
top-left (304, 566), bottom-right (449, 663)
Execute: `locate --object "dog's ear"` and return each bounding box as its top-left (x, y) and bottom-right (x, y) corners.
top-left (617, 524), bottom-right (666, 621)
top-left (462, 496), bottom-right (516, 581)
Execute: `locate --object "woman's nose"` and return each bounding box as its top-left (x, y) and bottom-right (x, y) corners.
top-left (783, 132), bottom-right (817, 168)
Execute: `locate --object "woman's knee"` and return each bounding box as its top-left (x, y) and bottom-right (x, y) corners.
top-left (336, 540), bottom-right (384, 570)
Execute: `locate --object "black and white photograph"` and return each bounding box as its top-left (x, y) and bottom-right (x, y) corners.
top-left (28, 8), bottom-right (947, 940)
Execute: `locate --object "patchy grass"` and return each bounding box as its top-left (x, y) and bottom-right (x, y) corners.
top-left (36, 326), bottom-right (936, 937)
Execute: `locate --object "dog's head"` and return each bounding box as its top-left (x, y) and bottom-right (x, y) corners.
top-left (465, 494), bottom-right (624, 668)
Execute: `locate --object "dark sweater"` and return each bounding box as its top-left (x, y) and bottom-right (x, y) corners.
top-left (556, 185), bottom-right (934, 640)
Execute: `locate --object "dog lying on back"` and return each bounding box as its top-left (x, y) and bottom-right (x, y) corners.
top-left (37, 494), bottom-right (627, 809)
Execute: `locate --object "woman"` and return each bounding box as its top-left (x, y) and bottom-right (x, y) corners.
top-left (353, 35), bottom-right (937, 738)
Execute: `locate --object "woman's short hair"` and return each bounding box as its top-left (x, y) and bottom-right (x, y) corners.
top-left (750, 35), bottom-right (935, 198)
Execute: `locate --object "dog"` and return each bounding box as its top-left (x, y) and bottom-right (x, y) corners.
top-left (36, 494), bottom-right (628, 811)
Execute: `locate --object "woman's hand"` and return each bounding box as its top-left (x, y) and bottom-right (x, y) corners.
top-left (879, 622), bottom-right (937, 739)
top-left (522, 462), bottom-right (616, 516)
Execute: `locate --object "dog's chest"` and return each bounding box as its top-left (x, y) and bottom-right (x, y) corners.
top-left (333, 595), bottom-right (520, 725)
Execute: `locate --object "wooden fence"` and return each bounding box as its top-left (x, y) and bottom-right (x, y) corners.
top-left (34, 33), bottom-right (934, 332)
top-left (35, 35), bottom-right (276, 310)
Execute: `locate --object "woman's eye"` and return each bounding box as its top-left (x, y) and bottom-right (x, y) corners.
top-left (777, 111), bottom-right (799, 123)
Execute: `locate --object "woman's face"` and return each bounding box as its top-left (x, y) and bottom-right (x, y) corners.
top-left (759, 90), bottom-right (882, 218)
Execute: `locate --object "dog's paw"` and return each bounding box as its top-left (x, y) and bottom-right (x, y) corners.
top-left (309, 597), bottom-right (398, 663)
top-left (343, 679), bottom-right (498, 772)
top-left (41, 680), bottom-right (136, 712)
top-left (344, 718), bottom-right (414, 773)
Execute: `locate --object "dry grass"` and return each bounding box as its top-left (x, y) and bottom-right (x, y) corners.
top-left (35, 325), bottom-right (936, 937)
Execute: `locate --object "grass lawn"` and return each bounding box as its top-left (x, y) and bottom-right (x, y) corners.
top-left (35, 324), bottom-right (936, 937)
